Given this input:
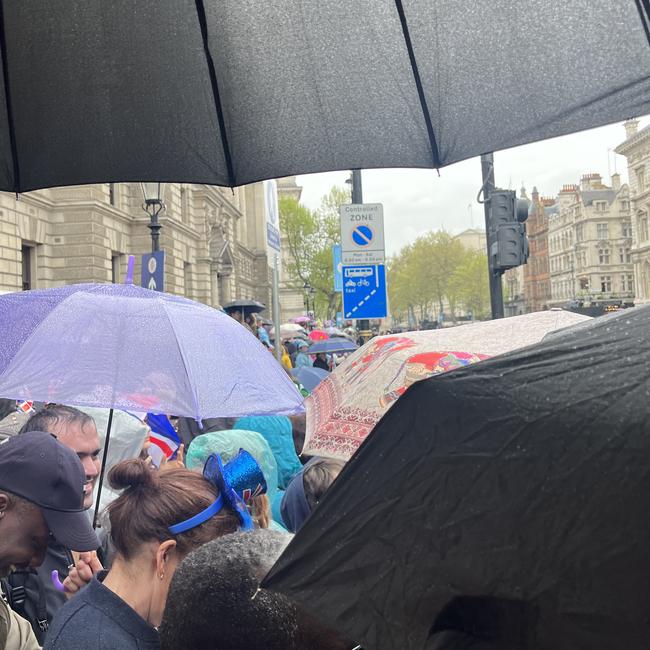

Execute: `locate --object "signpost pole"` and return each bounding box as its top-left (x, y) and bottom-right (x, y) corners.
top-left (272, 253), bottom-right (282, 364)
top-left (351, 169), bottom-right (363, 204)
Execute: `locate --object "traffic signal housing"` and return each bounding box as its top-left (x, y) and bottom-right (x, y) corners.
top-left (487, 190), bottom-right (529, 272)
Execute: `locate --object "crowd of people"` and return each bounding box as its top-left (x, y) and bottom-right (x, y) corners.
top-left (0, 401), bottom-right (352, 649)
top-left (223, 304), bottom-right (357, 375)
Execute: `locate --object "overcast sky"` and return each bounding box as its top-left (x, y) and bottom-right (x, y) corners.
top-left (297, 116), bottom-right (648, 257)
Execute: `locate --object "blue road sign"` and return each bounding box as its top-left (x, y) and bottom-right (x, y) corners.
top-left (332, 245), bottom-right (343, 292)
top-left (141, 251), bottom-right (165, 292)
top-left (342, 264), bottom-right (387, 319)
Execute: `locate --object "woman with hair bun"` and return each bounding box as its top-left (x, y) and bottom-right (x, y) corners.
top-left (44, 458), bottom-right (249, 649)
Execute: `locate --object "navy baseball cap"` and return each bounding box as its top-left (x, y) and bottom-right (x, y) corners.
top-left (0, 431), bottom-right (99, 551)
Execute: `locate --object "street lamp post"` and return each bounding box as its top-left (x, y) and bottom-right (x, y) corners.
top-left (141, 182), bottom-right (166, 253)
top-left (303, 281), bottom-right (316, 314)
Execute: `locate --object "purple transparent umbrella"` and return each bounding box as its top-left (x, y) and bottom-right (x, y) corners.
top-left (0, 283), bottom-right (302, 418)
top-left (0, 282), bottom-right (303, 523)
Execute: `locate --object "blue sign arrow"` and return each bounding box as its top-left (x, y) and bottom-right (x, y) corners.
top-left (141, 251), bottom-right (165, 292)
top-left (342, 264), bottom-right (387, 320)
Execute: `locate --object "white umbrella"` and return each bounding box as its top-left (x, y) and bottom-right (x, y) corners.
top-left (270, 323), bottom-right (308, 340)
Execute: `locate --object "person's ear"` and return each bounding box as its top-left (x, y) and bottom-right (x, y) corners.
top-left (155, 539), bottom-right (177, 580)
top-left (0, 493), bottom-right (9, 516)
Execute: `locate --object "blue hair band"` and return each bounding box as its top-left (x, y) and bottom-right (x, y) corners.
top-left (169, 493), bottom-right (225, 535)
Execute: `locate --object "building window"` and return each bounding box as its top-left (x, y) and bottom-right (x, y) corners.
top-left (21, 244), bottom-right (33, 291)
top-left (184, 262), bottom-right (192, 298)
top-left (598, 248), bottom-right (610, 264)
top-left (600, 276), bottom-right (612, 293)
top-left (575, 224), bottom-right (584, 242)
top-left (109, 183), bottom-right (116, 207)
top-left (595, 201), bottom-right (607, 212)
top-left (579, 277), bottom-right (589, 291)
top-left (111, 253), bottom-right (122, 284)
top-left (622, 222), bottom-right (633, 238)
top-left (621, 200), bottom-right (630, 212)
top-left (636, 166), bottom-right (645, 193)
top-left (621, 274), bottom-right (634, 292)
top-left (596, 223), bottom-right (608, 239)
top-left (640, 215), bottom-right (649, 242)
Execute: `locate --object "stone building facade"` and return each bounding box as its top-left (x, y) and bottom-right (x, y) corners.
top-left (615, 119), bottom-right (650, 302)
top-left (547, 173), bottom-right (633, 307)
top-left (0, 182), bottom-right (275, 312)
top-left (454, 228), bottom-right (486, 252)
top-left (276, 176), bottom-right (308, 321)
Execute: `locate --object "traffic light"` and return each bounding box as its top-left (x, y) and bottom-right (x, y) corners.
top-left (487, 190), bottom-right (529, 272)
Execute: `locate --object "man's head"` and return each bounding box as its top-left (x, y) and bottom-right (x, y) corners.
top-left (227, 309), bottom-right (243, 323)
top-left (0, 491), bottom-right (49, 576)
top-left (0, 431), bottom-right (98, 574)
top-left (20, 405), bottom-right (100, 508)
top-left (160, 529), bottom-right (296, 649)
top-left (302, 458), bottom-right (345, 511)
top-left (160, 529), bottom-right (354, 650)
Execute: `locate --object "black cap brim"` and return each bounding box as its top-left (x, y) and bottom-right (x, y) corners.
top-left (42, 508), bottom-right (99, 552)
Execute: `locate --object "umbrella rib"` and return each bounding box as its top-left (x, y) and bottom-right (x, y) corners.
top-left (634, 0), bottom-right (650, 46)
top-left (393, 0), bottom-right (441, 168)
top-left (159, 301), bottom-right (202, 422)
top-left (0, 2), bottom-right (20, 193)
top-left (194, 0), bottom-right (236, 187)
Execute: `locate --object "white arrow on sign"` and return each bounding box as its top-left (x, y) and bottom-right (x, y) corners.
top-left (148, 277), bottom-right (157, 291)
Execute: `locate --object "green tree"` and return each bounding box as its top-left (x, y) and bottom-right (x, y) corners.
top-left (387, 230), bottom-right (490, 325)
top-left (449, 249), bottom-right (490, 319)
top-left (279, 185), bottom-right (350, 320)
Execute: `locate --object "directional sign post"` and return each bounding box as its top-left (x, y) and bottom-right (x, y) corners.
top-left (342, 264), bottom-right (388, 320)
top-left (141, 251), bottom-right (165, 292)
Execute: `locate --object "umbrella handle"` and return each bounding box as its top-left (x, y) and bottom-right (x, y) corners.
top-left (92, 408), bottom-right (114, 529)
top-left (124, 255), bottom-right (135, 284)
top-left (51, 570), bottom-right (66, 593)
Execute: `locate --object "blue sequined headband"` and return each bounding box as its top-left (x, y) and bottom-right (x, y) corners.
top-left (169, 449), bottom-right (267, 534)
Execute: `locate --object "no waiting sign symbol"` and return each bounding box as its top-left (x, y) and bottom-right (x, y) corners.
top-left (352, 225), bottom-right (373, 247)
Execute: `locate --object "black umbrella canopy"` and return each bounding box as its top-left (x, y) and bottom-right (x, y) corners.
top-left (262, 306), bottom-right (650, 650)
top-left (221, 299), bottom-right (266, 315)
top-left (0, 1), bottom-right (649, 192)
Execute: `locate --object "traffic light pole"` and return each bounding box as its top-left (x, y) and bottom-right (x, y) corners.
top-left (480, 153), bottom-right (504, 319)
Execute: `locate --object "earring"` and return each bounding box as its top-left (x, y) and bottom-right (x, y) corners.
top-left (159, 573), bottom-right (164, 580)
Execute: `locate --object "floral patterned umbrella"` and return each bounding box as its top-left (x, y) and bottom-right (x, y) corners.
top-left (304, 310), bottom-right (591, 460)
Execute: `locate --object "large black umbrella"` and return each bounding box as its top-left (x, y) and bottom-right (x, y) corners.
top-left (221, 299), bottom-right (266, 316)
top-left (262, 306), bottom-right (650, 649)
top-left (0, 1), bottom-right (648, 192)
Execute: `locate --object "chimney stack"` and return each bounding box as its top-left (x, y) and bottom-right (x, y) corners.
top-left (611, 173), bottom-right (621, 191)
top-left (624, 119), bottom-right (639, 139)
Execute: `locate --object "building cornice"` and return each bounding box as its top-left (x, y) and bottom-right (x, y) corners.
top-left (615, 125), bottom-right (650, 156)
top-left (49, 199), bottom-right (134, 225)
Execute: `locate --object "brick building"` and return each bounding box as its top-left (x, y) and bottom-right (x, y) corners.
top-left (523, 187), bottom-right (553, 312)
